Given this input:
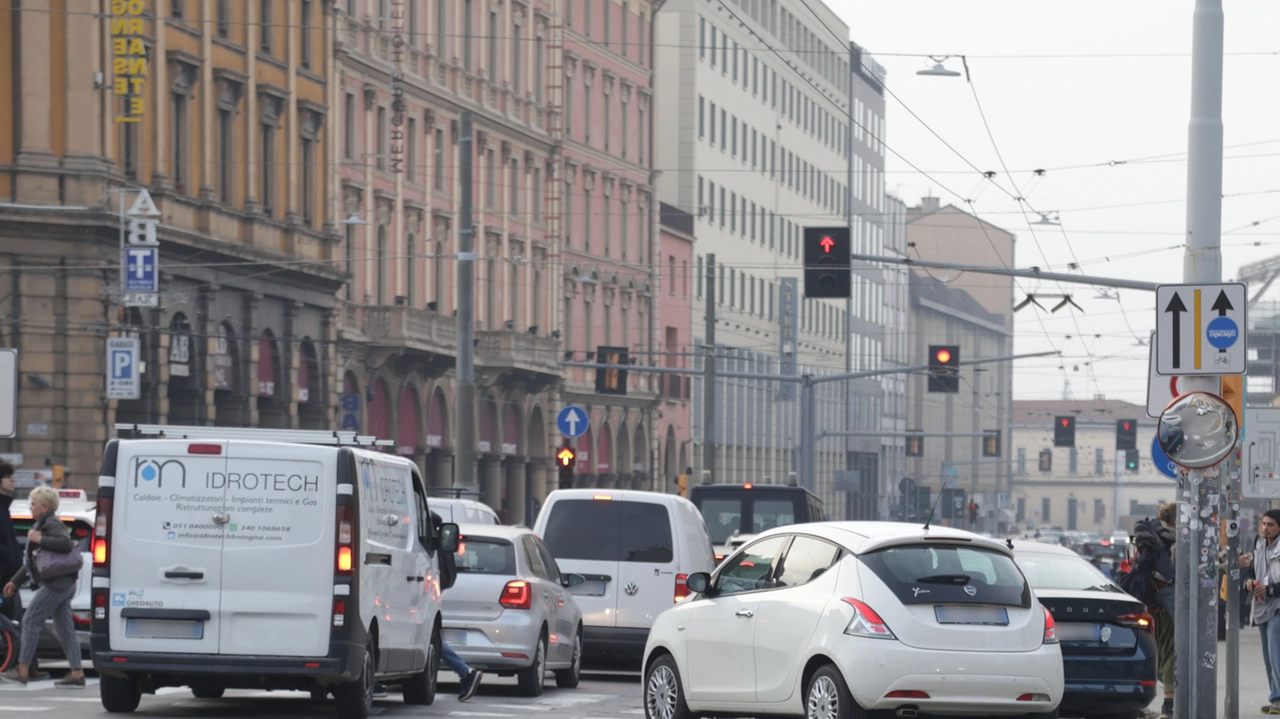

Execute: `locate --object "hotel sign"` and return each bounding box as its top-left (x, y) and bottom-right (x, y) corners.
top-left (111, 0), bottom-right (148, 123)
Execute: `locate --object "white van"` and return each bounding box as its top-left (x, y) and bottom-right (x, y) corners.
top-left (427, 497), bottom-right (500, 525)
top-left (90, 426), bottom-right (458, 719)
top-left (532, 489), bottom-right (714, 663)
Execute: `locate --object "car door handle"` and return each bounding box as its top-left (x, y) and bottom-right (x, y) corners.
top-left (164, 571), bottom-right (204, 580)
top-left (407, 576), bottom-right (425, 582)
top-left (735, 609), bottom-right (755, 618)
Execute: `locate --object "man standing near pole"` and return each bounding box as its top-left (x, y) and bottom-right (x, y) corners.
top-left (1242, 510), bottom-right (1280, 714)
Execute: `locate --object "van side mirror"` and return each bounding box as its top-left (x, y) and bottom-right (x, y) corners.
top-left (685, 572), bottom-right (712, 595)
top-left (438, 523), bottom-right (460, 554)
top-left (561, 573), bottom-right (586, 588)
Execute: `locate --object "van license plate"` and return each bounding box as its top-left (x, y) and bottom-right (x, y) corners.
top-left (934, 606), bottom-right (1009, 625)
top-left (125, 618), bottom-right (204, 640)
top-left (571, 582), bottom-right (607, 596)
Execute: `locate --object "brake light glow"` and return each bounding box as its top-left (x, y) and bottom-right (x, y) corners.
top-left (1100, 540), bottom-right (1111, 546)
top-left (714, 554), bottom-right (725, 563)
top-left (1117, 612), bottom-right (1154, 633)
top-left (93, 497), bottom-right (112, 568)
top-left (73, 611), bottom-right (91, 627)
top-left (886, 690), bottom-right (930, 699)
top-left (188, 443), bottom-right (222, 455)
top-left (593, 494), bottom-right (613, 501)
top-left (337, 546), bottom-right (353, 572)
top-left (1043, 607), bottom-right (1058, 643)
top-left (335, 504), bottom-right (355, 576)
top-left (500, 580), bottom-right (532, 610)
top-left (743, 483), bottom-right (754, 489)
top-left (840, 598), bottom-right (896, 639)
top-left (675, 574), bottom-right (690, 602)
top-left (332, 600), bottom-right (347, 627)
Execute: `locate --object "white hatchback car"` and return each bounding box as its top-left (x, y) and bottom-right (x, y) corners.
top-left (642, 522), bottom-right (1063, 719)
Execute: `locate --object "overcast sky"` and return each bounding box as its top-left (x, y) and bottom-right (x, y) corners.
top-left (827, 0), bottom-right (1280, 404)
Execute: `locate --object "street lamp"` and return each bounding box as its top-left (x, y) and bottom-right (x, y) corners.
top-left (917, 60), bottom-right (962, 78)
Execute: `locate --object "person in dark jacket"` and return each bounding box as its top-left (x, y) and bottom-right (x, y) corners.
top-left (1, 487), bottom-right (84, 686)
top-left (1134, 504), bottom-right (1177, 719)
top-left (0, 460), bottom-right (21, 622)
top-left (431, 511), bottom-right (482, 701)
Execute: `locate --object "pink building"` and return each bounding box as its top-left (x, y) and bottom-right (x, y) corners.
top-left (657, 203), bottom-right (696, 488)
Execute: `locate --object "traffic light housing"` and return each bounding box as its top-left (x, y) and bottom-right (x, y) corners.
top-left (594, 346), bottom-right (629, 395)
top-left (927, 345), bottom-right (960, 393)
top-left (982, 430), bottom-right (1001, 457)
top-left (803, 226), bottom-right (851, 298)
top-left (556, 446), bottom-right (576, 488)
top-left (905, 432), bottom-right (924, 457)
top-left (1125, 449), bottom-right (1139, 473)
top-left (1053, 416), bottom-right (1076, 447)
top-left (1116, 419), bottom-right (1137, 451)
top-left (968, 502), bottom-right (979, 524)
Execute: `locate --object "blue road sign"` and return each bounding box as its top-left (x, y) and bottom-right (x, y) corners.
top-left (124, 247), bottom-right (158, 292)
top-left (1207, 316), bottom-right (1239, 350)
top-left (557, 406), bottom-right (588, 439)
top-left (1152, 435), bottom-right (1178, 479)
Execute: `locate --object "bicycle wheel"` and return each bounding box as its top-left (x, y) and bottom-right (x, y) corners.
top-left (0, 626), bottom-right (16, 673)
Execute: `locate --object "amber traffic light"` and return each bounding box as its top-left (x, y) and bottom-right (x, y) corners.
top-left (557, 446), bottom-right (576, 489)
top-left (928, 345), bottom-right (960, 393)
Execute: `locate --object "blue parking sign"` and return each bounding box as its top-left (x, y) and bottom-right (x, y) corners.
top-left (125, 247), bottom-right (158, 292)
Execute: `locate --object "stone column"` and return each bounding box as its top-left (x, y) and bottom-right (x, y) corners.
top-left (481, 456), bottom-right (502, 512)
top-left (505, 458), bottom-right (527, 526)
top-left (530, 460), bottom-right (550, 505)
top-left (15, 0), bottom-right (58, 202)
top-left (432, 449), bottom-right (454, 489)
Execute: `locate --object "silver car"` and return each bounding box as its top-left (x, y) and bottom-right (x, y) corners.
top-left (441, 524), bottom-right (585, 697)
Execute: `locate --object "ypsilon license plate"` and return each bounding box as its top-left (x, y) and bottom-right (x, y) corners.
top-left (934, 605), bottom-right (1010, 625)
top-left (125, 618), bottom-right (204, 639)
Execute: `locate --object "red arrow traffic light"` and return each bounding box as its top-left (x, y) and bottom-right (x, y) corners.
top-left (1061, 418), bottom-right (1070, 427)
top-left (820, 236), bottom-right (835, 253)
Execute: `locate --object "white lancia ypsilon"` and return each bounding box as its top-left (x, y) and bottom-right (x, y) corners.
top-left (641, 522), bottom-right (1063, 719)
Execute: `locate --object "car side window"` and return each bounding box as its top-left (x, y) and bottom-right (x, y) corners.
top-left (523, 536), bottom-right (550, 580)
top-left (715, 536), bottom-right (790, 596)
top-left (773, 535), bottom-right (841, 588)
top-left (534, 538), bottom-right (562, 584)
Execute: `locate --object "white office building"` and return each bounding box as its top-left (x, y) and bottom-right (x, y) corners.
top-left (655, 0), bottom-right (889, 518)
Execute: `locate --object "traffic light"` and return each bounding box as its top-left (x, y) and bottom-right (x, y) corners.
top-left (968, 502), bottom-right (979, 524)
top-left (1053, 416), bottom-right (1076, 447)
top-left (556, 446), bottom-right (576, 488)
top-left (927, 345), bottom-right (960, 393)
top-left (802, 226), bottom-right (851, 298)
top-left (594, 346), bottom-right (629, 395)
top-left (1038, 449), bottom-right (1053, 472)
top-left (982, 430), bottom-right (1001, 457)
top-left (905, 432), bottom-right (924, 457)
top-left (1125, 449), bottom-right (1140, 473)
top-left (675, 473), bottom-right (689, 498)
top-left (1116, 419), bottom-right (1137, 451)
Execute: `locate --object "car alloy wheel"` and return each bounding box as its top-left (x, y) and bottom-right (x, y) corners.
top-left (807, 675), bottom-right (840, 719)
top-left (646, 664), bottom-right (678, 719)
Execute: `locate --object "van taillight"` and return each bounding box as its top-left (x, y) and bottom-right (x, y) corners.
top-left (93, 591), bottom-right (107, 620)
top-left (333, 600), bottom-right (347, 627)
top-left (188, 444), bottom-right (222, 455)
top-left (500, 580), bottom-right (532, 610)
top-left (93, 498), bottom-right (112, 568)
top-left (675, 574), bottom-right (690, 602)
top-left (335, 504), bottom-right (355, 576)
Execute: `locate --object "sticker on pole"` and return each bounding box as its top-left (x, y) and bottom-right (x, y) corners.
top-left (556, 406), bottom-right (588, 439)
top-left (1155, 283), bottom-right (1246, 376)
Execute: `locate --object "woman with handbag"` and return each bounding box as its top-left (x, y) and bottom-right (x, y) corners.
top-left (0, 486), bottom-right (85, 686)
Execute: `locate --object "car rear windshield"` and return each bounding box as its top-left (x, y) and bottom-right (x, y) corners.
top-left (1015, 552), bottom-right (1119, 592)
top-left (543, 500), bottom-right (673, 563)
top-left (14, 518), bottom-right (93, 553)
top-left (861, 543), bottom-right (1031, 608)
top-left (455, 537), bottom-right (516, 575)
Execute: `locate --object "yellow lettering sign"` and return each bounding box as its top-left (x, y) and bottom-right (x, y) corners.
top-left (114, 77), bottom-right (128, 94)
top-left (129, 97), bottom-right (145, 115)
top-left (113, 37), bottom-right (127, 54)
top-left (127, 38), bottom-right (145, 55)
top-left (110, 18), bottom-right (143, 35)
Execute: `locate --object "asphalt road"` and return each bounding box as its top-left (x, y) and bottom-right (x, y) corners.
top-left (4, 632), bottom-right (1275, 719)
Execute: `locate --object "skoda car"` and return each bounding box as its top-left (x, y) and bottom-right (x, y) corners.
top-left (1013, 540), bottom-right (1156, 719)
top-left (642, 522), bottom-right (1063, 719)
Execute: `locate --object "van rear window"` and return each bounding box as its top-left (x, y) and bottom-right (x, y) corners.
top-left (543, 500), bottom-right (673, 564)
top-left (860, 543), bottom-right (1031, 608)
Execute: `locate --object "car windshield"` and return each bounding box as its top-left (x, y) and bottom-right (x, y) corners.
top-left (454, 537), bottom-right (516, 575)
top-left (1015, 552), bottom-right (1119, 591)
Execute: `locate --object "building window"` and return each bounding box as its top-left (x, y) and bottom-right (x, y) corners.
top-left (260, 0), bottom-right (272, 53)
top-left (171, 92), bottom-right (187, 193)
top-left (433, 128), bottom-right (445, 190)
top-left (261, 123), bottom-right (275, 216)
top-left (1094, 448), bottom-right (1104, 475)
top-left (171, 0), bottom-right (184, 19)
top-left (708, 101), bottom-right (715, 143)
top-left (512, 23), bottom-right (522, 96)
top-left (344, 223), bottom-right (355, 300)
top-left (122, 122), bottom-right (138, 180)
top-left (603, 0), bottom-right (610, 45)
top-left (1042, 498), bottom-right (1051, 523)
top-left (344, 93), bottom-right (355, 158)
top-left (217, 108), bottom-right (233, 203)
top-left (300, 0), bottom-right (312, 69)
top-left (564, 76), bottom-right (573, 138)
top-left (1017, 447), bottom-right (1026, 474)
top-left (216, 0), bottom-right (229, 37)
top-left (488, 10), bottom-right (498, 79)
top-left (533, 165), bottom-right (543, 222)
top-left (376, 226), bottom-right (387, 304)
top-left (376, 106), bottom-right (387, 170)
top-left (406, 234), bottom-right (416, 306)
top-left (603, 91), bottom-right (611, 152)
top-left (583, 187), bottom-right (591, 252)
top-left (486, 149), bottom-right (496, 208)
top-left (463, 0), bottom-right (473, 71)
top-left (509, 159), bottom-right (519, 215)
top-left (669, 257), bottom-right (676, 295)
top-left (699, 16), bottom-right (705, 59)
top-left (535, 35), bottom-right (545, 104)
top-left (406, 118), bottom-right (417, 183)
top-left (1069, 447), bottom-right (1078, 474)
top-left (301, 137), bottom-right (314, 223)
top-left (583, 79), bottom-right (592, 144)
top-left (621, 99), bottom-right (629, 159)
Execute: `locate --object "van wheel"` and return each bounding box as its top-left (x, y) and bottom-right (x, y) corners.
top-left (333, 637), bottom-right (376, 719)
top-left (517, 630), bottom-right (547, 697)
top-left (190, 684), bottom-right (225, 699)
top-left (403, 625), bottom-right (441, 705)
top-left (644, 654), bottom-right (694, 719)
top-left (804, 665), bottom-right (866, 719)
top-left (100, 675), bottom-right (142, 713)
top-left (554, 627), bottom-right (582, 689)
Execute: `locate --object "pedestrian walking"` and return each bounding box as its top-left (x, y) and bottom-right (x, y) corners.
top-left (1121, 504), bottom-right (1176, 719)
top-left (1243, 509), bottom-right (1280, 714)
top-left (432, 511), bottom-right (482, 702)
top-left (0, 486), bottom-right (85, 686)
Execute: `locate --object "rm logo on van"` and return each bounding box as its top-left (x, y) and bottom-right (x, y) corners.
top-left (133, 458), bottom-right (187, 488)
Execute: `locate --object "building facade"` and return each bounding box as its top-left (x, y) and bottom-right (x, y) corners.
top-left (655, 0), bottom-right (889, 517)
top-left (0, 1), bottom-right (341, 487)
top-left (657, 203), bottom-right (695, 491)
top-left (878, 193), bottom-right (910, 516)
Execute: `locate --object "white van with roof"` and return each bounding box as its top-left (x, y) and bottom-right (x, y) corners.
top-left (426, 496), bottom-right (500, 525)
top-left (532, 489), bottom-right (714, 663)
top-left (90, 426), bottom-right (459, 718)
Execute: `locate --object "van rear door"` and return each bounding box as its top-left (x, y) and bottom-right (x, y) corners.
top-left (217, 441), bottom-right (334, 657)
top-left (109, 440), bottom-right (228, 654)
top-left (613, 498), bottom-right (679, 629)
top-left (540, 496), bottom-right (621, 629)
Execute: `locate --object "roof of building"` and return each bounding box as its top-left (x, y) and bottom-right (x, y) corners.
top-left (1013, 398), bottom-right (1148, 425)
top-left (659, 202), bottom-right (694, 237)
top-left (910, 270), bottom-right (1004, 326)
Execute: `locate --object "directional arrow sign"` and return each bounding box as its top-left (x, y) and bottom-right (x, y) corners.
top-left (556, 405), bottom-right (588, 439)
top-left (1155, 283), bottom-right (1246, 376)
top-left (819, 236), bottom-right (835, 253)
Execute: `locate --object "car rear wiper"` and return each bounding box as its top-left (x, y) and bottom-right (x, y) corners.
top-left (915, 574), bottom-right (971, 585)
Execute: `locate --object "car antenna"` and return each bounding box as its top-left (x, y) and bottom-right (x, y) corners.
top-left (1006, 537), bottom-right (1014, 550)
top-left (922, 483), bottom-right (947, 530)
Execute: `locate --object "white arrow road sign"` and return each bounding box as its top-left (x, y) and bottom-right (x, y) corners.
top-left (1155, 283), bottom-right (1246, 376)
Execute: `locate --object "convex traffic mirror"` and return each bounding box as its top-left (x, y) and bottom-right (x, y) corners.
top-left (1157, 391), bottom-right (1238, 469)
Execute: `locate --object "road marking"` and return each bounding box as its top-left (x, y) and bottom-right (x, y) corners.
top-left (488, 704), bottom-right (551, 712)
top-left (0, 707), bottom-right (51, 711)
top-left (448, 713), bottom-right (515, 718)
top-left (44, 698), bottom-right (104, 702)
top-left (532, 693), bottom-right (612, 707)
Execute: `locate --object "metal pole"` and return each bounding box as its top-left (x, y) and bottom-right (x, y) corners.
top-left (845, 42), bottom-right (855, 516)
top-left (1176, 2), bottom-right (1225, 717)
top-left (119, 190), bottom-right (127, 298)
top-left (800, 375), bottom-right (816, 491)
top-left (1113, 451), bottom-right (1123, 535)
top-left (848, 253), bottom-right (1160, 292)
top-left (454, 111), bottom-right (477, 490)
top-left (703, 254), bottom-right (717, 482)
top-left (1225, 486), bottom-right (1241, 719)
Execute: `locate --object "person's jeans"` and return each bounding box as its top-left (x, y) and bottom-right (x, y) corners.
top-left (1260, 615), bottom-right (1280, 703)
top-left (440, 640), bottom-right (470, 679)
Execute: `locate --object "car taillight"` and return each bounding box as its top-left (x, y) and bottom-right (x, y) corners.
top-left (500, 580), bottom-right (532, 610)
top-left (1043, 607), bottom-right (1058, 643)
top-left (335, 504), bottom-right (355, 575)
top-left (333, 600), bottom-right (347, 627)
top-left (886, 690), bottom-right (930, 699)
top-left (840, 598), bottom-right (896, 639)
top-left (1117, 612), bottom-right (1154, 634)
top-left (93, 497), bottom-right (112, 568)
top-left (675, 574), bottom-right (690, 602)
top-left (1018, 693), bottom-right (1052, 702)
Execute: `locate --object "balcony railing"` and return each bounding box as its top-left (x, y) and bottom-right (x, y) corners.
top-left (363, 305), bottom-right (458, 355)
top-left (476, 331), bottom-right (561, 377)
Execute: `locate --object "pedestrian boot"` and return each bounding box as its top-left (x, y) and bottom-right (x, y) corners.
top-left (0, 664), bottom-right (28, 685)
top-left (55, 672), bottom-right (86, 688)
